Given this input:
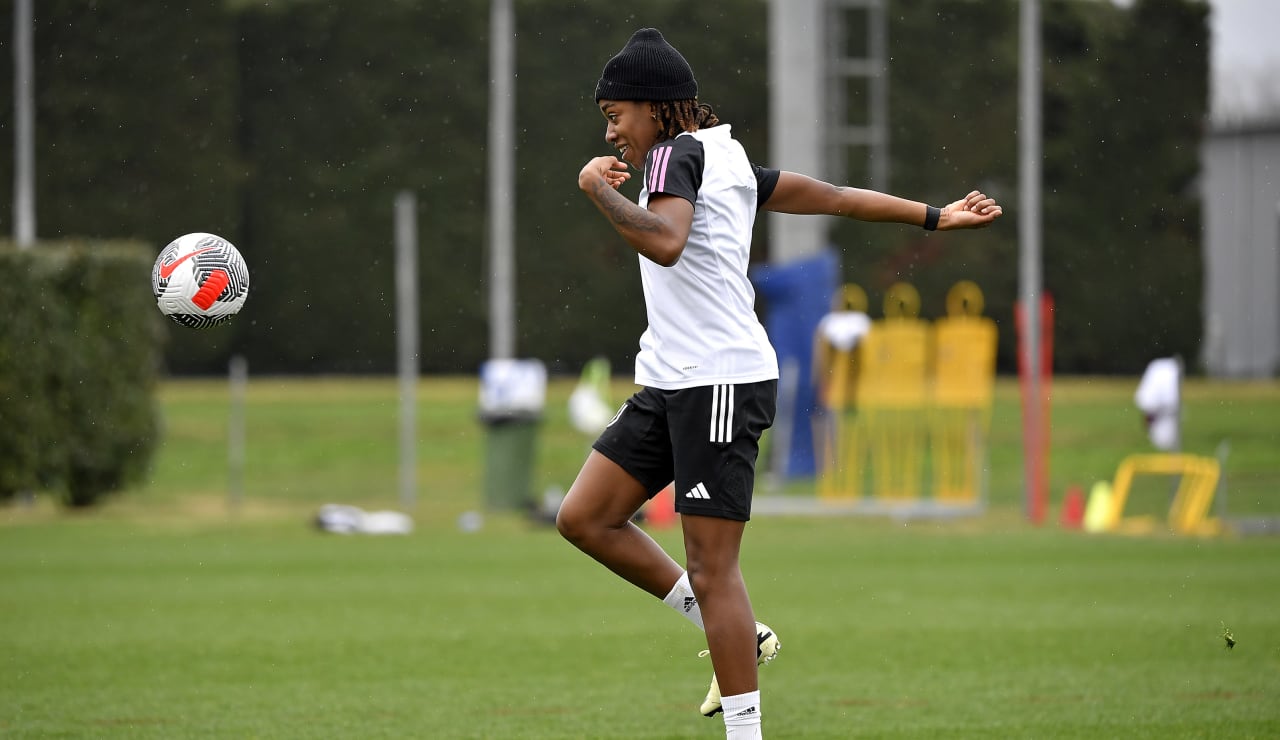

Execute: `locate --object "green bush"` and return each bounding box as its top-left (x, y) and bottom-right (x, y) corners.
top-left (0, 242), bottom-right (163, 506)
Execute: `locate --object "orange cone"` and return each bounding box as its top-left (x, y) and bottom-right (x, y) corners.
top-left (645, 483), bottom-right (678, 529)
top-left (1059, 485), bottom-right (1085, 529)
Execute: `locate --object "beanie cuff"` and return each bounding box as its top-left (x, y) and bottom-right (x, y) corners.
top-left (594, 78), bottom-right (699, 103)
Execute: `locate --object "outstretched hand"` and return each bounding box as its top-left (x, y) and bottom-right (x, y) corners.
top-left (939, 190), bottom-right (1002, 230)
top-left (578, 156), bottom-right (631, 193)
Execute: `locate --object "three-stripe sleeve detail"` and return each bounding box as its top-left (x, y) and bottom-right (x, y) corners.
top-left (648, 145), bottom-right (673, 193)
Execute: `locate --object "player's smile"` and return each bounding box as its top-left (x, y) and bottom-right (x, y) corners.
top-left (599, 99), bottom-right (660, 169)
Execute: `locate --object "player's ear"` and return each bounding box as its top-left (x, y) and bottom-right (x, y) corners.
top-left (647, 103), bottom-right (658, 120)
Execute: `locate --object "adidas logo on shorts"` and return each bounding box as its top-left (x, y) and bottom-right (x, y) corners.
top-left (684, 482), bottom-right (711, 500)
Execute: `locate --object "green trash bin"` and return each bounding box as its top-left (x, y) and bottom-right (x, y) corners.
top-left (478, 359), bottom-right (546, 512)
top-left (482, 413), bottom-right (541, 511)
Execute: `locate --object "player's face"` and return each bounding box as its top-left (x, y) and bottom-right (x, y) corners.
top-left (599, 100), bottom-right (660, 169)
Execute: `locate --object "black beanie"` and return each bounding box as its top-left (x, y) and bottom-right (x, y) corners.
top-left (594, 28), bottom-right (698, 102)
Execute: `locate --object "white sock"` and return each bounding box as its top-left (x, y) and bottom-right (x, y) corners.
top-left (661, 571), bottom-right (704, 630)
top-left (722, 690), bottom-right (762, 738)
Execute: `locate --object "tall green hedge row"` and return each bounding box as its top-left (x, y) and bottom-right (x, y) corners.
top-left (0, 243), bottom-right (162, 506)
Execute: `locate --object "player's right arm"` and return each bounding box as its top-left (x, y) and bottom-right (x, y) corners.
top-left (578, 155), bottom-right (693, 267)
top-left (761, 171), bottom-right (1001, 230)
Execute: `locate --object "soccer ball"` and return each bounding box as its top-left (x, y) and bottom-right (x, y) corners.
top-left (151, 232), bottom-right (249, 329)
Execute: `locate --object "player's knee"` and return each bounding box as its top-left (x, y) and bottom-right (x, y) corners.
top-left (555, 505), bottom-right (583, 544)
top-left (684, 562), bottom-right (720, 599)
top-left (555, 502), bottom-right (607, 547)
top-left (685, 563), bottom-right (708, 597)
top-left (685, 555), bottom-right (743, 599)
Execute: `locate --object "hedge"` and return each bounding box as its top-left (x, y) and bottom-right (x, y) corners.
top-left (0, 241), bottom-right (163, 506)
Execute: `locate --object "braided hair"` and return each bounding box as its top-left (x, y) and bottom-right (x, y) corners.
top-left (653, 99), bottom-right (720, 142)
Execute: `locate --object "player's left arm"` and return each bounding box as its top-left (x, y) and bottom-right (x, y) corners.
top-left (578, 155), bottom-right (693, 266)
top-left (761, 170), bottom-right (1002, 230)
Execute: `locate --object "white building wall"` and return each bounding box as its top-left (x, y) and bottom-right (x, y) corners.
top-left (1201, 123), bottom-right (1280, 378)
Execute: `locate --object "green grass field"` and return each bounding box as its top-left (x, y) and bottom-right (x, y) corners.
top-left (3, 376), bottom-right (1279, 738)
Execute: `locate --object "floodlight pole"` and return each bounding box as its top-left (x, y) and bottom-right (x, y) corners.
top-left (768, 0), bottom-right (827, 264)
top-left (13, 0), bottom-right (35, 248)
top-left (1019, 0), bottom-right (1045, 522)
top-left (487, 0), bottom-right (516, 360)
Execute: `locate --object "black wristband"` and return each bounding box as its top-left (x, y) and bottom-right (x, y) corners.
top-left (923, 205), bottom-right (941, 231)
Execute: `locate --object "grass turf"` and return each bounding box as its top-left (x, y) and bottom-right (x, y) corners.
top-left (3, 515), bottom-right (1277, 738)
top-left (2, 376), bottom-right (1279, 737)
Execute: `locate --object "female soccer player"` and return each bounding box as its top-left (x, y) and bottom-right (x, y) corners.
top-left (557, 28), bottom-right (1001, 739)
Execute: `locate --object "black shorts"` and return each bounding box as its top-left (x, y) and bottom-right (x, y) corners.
top-left (591, 380), bottom-right (777, 521)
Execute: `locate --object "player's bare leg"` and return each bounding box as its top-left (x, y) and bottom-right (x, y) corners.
top-left (556, 450), bottom-right (684, 598)
top-left (681, 513), bottom-right (757, 697)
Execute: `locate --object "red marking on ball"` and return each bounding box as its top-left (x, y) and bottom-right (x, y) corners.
top-left (192, 269), bottom-right (231, 310)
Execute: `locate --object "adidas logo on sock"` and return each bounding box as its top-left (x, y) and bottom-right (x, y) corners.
top-left (685, 482), bottom-right (710, 500)
top-left (682, 595), bottom-right (698, 614)
top-left (730, 706), bottom-right (758, 719)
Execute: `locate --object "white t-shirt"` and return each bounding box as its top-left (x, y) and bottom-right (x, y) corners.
top-left (634, 125), bottom-right (779, 389)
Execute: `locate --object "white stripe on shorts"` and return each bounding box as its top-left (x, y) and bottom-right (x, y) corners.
top-left (709, 384), bottom-right (735, 443)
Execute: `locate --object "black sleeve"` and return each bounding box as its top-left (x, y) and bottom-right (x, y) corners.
top-left (753, 165), bottom-right (780, 210)
top-left (644, 137), bottom-right (703, 206)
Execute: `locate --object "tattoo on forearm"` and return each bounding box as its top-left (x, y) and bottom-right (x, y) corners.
top-left (590, 179), bottom-right (665, 234)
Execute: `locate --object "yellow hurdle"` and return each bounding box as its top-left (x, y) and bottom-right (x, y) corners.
top-left (1106, 454), bottom-right (1222, 535)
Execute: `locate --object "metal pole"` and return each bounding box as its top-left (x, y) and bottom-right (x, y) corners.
top-left (10, 0), bottom-right (35, 505)
top-left (1019, 0), bottom-right (1043, 521)
top-left (487, 0), bottom-right (516, 359)
top-left (395, 191), bottom-right (419, 510)
top-left (868, 0), bottom-right (889, 192)
top-left (13, 0), bottom-right (35, 248)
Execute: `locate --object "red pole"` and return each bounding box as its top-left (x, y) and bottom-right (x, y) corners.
top-left (1016, 295), bottom-right (1053, 524)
